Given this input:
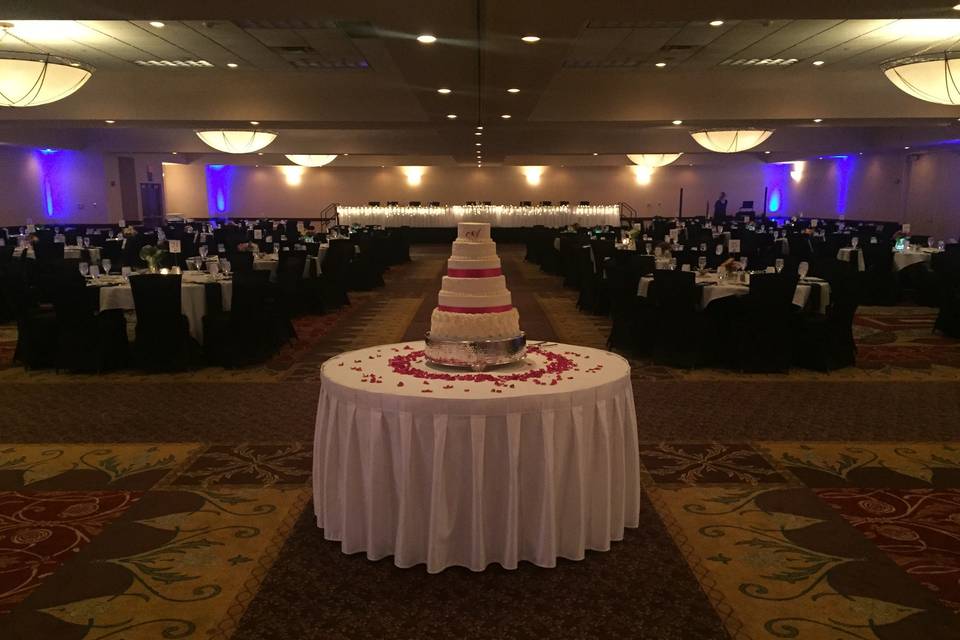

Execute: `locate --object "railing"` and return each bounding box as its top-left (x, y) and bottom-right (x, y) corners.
top-left (618, 201), bottom-right (639, 225)
top-left (317, 202), bottom-right (339, 230)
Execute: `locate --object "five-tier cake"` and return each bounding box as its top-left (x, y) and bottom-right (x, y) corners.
top-left (429, 222), bottom-right (521, 341)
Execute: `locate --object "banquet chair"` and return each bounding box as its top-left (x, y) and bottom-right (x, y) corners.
top-left (227, 251), bottom-right (254, 274)
top-left (129, 274), bottom-right (201, 371)
top-left (734, 272), bottom-right (800, 373)
top-left (861, 242), bottom-right (899, 305)
top-left (53, 275), bottom-right (128, 372)
top-left (793, 269), bottom-right (860, 371)
top-left (319, 240), bottom-right (353, 309)
top-left (576, 245), bottom-right (601, 314)
top-left (650, 269), bottom-right (705, 368)
top-left (276, 250), bottom-right (324, 315)
top-left (5, 263), bottom-right (58, 369)
top-left (204, 270), bottom-right (283, 366)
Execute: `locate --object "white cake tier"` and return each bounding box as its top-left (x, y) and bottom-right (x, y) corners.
top-left (457, 222), bottom-right (491, 242)
top-left (451, 239), bottom-right (497, 258)
top-left (441, 275), bottom-right (507, 295)
top-left (430, 307), bottom-right (520, 340)
top-left (438, 290), bottom-right (511, 308)
top-left (447, 256), bottom-right (501, 271)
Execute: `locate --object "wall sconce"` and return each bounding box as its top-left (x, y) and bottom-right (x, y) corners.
top-left (522, 166), bottom-right (544, 185)
top-left (402, 166), bottom-right (426, 186)
top-left (790, 161), bottom-right (805, 183)
top-left (632, 165), bottom-right (653, 185)
top-left (281, 165), bottom-right (304, 186)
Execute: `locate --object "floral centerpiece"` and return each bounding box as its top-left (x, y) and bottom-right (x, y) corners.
top-left (139, 245), bottom-right (167, 272)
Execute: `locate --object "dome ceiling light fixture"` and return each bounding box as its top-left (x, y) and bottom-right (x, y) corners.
top-left (0, 48), bottom-right (94, 107)
top-left (285, 154), bottom-right (338, 168)
top-left (626, 153), bottom-right (683, 168)
top-left (882, 52), bottom-right (960, 105)
top-left (196, 129), bottom-right (277, 153)
top-left (690, 128), bottom-right (774, 153)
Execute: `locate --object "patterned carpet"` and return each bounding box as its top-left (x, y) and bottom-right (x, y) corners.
top-left (2, 245), bottom-right (960, 639)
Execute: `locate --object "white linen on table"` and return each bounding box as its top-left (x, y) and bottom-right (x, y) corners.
top-left (13, 246), bottom-right (101, 262)
top-left (637, 276), bottom-right (830, 313)
top-left (253, 248), bottom-right (325, 280)
top-left (892, 251), bottom-right (934, 271)
top-left (314, 341), bottom-right (641, 573)
top-left (97, 278), bottom-right (232, 344)
top-left (837, 247), bottom-right (865, 272)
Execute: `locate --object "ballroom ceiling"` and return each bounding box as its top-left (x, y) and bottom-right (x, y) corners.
top-left (3, 1), bottom-right (960, 165)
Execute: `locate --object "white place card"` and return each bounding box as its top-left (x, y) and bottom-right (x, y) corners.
top-left (810, 219), bottom-right (819, 227)
top-left (743, 215), bottom-right (750, 223)
top-left (26, 224), bottom-right (36, 233)
top-left (254, 230), bottom-right (263, 239)
top-left (168, 239), bottom-right (181, 253)
top-left (118, 219), bottom-right (125, 228)
top-left (297, 222), bottom-right (305, 232)
top-left (121, 266), bottom-right (132, 276)
top-left (89, 265), bottom-right (100, 277)
top-left (266, 235), bottom-right (273, 243)
top-left (669, 229), bottom-right (680, 242)
top-left (680, 264), bottom-right (690, 272)
top-left (185, 225), bottom-right (194, 233)
top-left (54, 234), bottom-right (66, 243)
top-left (715, 244), bottom-right (723, 255)
top-left (218, 243), bottom-right (225, 253)
top-left (728, 239), bottom-right (741, 253)
top-left (0, 239), bottom-right (6, 246)
top-left (902, 224), bottom-right (911, 233)
top-left (207, 261), bottom-right (219, 276)
top-left (766, 266), bottom-right (776, 273)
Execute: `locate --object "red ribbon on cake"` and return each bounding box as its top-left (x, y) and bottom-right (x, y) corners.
top-left (437, 304), bottom-right (513, 314)
top-left (447, 268), bottom-right (502, 278)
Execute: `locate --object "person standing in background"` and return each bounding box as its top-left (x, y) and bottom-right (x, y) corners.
top-left (713, 192), bottom-right (728, 222)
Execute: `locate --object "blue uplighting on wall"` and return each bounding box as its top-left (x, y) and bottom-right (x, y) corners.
top-left (769, 188), bottom-right (782, 213)
top-left (762, 162), bottom-right (791, 216)
top-left (205, 164), bottom-right (233, 215)
top-left (34, 147), bottom-right (77, 218)
top-left (835, 155), bottom-right (854, 215)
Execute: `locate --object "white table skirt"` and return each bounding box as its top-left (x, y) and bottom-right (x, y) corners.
top-left (96, 276), bottom-right (232, 344)
top-left (313, 341), bottom-right (641, 573)
top-left (253, 252), bottom-right (323, 280)
top-left (638, 275), bottom-right (830, 313)
top-left (893, 250), bottom-right (935, 271)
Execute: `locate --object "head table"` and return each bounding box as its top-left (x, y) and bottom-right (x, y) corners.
top-left (314, 340), bottom-right (641, 573)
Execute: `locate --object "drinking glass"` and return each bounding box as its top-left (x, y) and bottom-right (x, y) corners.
top-left (79, 262), bottom-right (89, 277)
top-left (668, 258), bottom-right (677, 271)
top-left (775, 258), bottom-right (785, 273)
top-left (740, 256), bottom-right (749, 271)
top-left (851, 237), bottom-right (859, 249)
top-left (83, 236), bottom-right (91, 248)
top-left (928, 237), bottom-right (935, 248)
top-left (102, 258), bottom-right (112, 275)
top-left (221, 259), bottom-right (231, 276)
top-left (697, 256), bottom-right (707, 272)
top-left (939, 240), bottom-right (946, 251)
top-left (199, 245), bottom-right (209, 260)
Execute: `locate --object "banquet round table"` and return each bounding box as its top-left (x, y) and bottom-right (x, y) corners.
top-left (313, 341), bottom-right (641, 573)
top-left (637, 273), bottom-right (831, 313)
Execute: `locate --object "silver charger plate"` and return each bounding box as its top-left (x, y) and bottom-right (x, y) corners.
top-left (424, 332), bottom-right (526, 371)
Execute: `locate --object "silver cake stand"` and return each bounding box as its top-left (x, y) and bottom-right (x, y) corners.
top-left (424, 332), bottom-right (527, 371)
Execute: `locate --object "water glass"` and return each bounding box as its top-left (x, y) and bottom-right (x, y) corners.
top-left (102, 259), bottom-right (112, 275)
top-left (79, 262), bottom-right (89, 277)
top-left (697, 256), bottom-right (707, 272)
top-left (739, 256), bottom-right (749, 271)
top-left (221, 259), bottom-right (231, 276)
top-left (668, 258), bottom-right (677, 270)
top-left (83, 236), bottom-right (91, 248)
top-left (851, 237), bottom-right (859, 249)
top-left (775, 258), bottom-right (785, 273)
top-left (199, 245), bottom-right (209, 260)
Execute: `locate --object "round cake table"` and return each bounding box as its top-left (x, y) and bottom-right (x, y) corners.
top-left (313, 341), bottom-right (641, 573)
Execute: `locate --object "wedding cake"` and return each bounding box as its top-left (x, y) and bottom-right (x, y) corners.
top-left (429, 222), bottom-right (521, 340)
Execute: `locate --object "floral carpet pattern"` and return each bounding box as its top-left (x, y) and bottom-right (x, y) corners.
top-left (3, 247), bottom-right (960, 638)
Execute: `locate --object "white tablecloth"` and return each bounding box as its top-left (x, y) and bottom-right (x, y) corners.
top-left (337, 205), bottom-right (621, 228)
top-left (638, 274), bottom-right (830, 313)
top-left (893, 250), bottom-right (937, 271)
top-left (94, 273), bottom-right (232, 344)
top-left (14, 246), bottom-right (101, 262)
top-left (314, 341), bottom-right (641, 573)
top-left (253, 248), bottom-right (325, 280)
top-left (837, 247), bottom-right (865, 271)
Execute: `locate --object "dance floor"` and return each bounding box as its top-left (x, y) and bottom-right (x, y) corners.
top-left (3, 245), bottom-right (959, 639)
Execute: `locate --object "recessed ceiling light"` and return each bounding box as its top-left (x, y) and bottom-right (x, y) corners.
top-left (149, 21), bottom-right (165, 28)
top-left (592, 152), bottom-right (598, 156)
top-left (507, 88), bottom-right (520, 93)
top-left (709, 20), bottom-right (724, 27)
top-left (672, 119), bottom-right (683, 125)
top-left (655, 62), bottom-right (667, 68)
top-left (257, 152), bottom-right (264, 156)
top-left (476, 125), bottom-right (483, 130)
top-left (69, 62), bottom-right (81, 67)
top-left (104, 119), bottom-right (116, 124)
top-left (955, 3), bottom-right (960, 9)
top-left (250, 121), bottom-right (259, 126)
top-left (226, 63), bottom-right (238, 68)
top-left (904, 146), bottom-right (911, 150)
top-left (172, 151), bottom-right (178, 155)
top-left (476, 142), bottom-right (482, 146)
top-left (501, 114), bottom-right (511, 119)
top-left (813, 118), bottom-right (823, 123)
top-left (437, 88), bottom-right (451, 94)
top-left (475, 131), bottom-right (482, 136)
top-left (812, 60), bottom-right (825, 66)
top-left (417, 34), bottom-right (437, 44)
top-left (764, 150), bottom-right (771, 154)
top-left (344, 153), bottom-right (349, 156)
top-left (446, 114), bottom-right (457, 119)
top-left (521, 35), bottom-right (540, 43)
